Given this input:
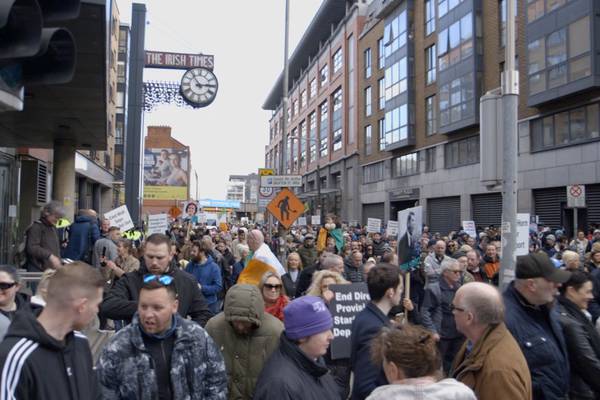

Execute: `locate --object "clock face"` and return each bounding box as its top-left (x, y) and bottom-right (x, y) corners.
top-left (180, 68), bottom-right (218, 107)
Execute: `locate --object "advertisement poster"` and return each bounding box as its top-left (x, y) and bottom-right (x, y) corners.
top-left (143, 148), bottom-right (189, 200)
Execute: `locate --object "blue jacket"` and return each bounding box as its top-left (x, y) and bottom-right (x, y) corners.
top-left (63, 215), bottom-right (100, 261)
top-left (350, 302), bottom-right (389, 400)
top-left (185, 256), bottom-right (222, 305)
top-left (503, 282), bottom-right (569, 400)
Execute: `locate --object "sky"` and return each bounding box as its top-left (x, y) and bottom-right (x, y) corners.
top-left (115, 0), bottom-right (323, 200)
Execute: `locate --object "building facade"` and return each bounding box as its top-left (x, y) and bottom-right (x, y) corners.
top-left (264, 0), bottom-right (600, 235)
top-left (228, 174), bottom-right (259, 219)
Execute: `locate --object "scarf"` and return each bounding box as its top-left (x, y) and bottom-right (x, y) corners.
top-left (265, 295), bottom-right (289, 322)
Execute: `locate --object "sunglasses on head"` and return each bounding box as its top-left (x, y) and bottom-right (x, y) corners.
top-left (143, 274), bottom-right (174, 286)
top-left (264, 283), bottom-right (282, 290)
top-left (0, 282), bottom-right (16, 290)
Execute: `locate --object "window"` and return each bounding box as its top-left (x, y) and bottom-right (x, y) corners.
top-left (300, 90), bottom-right (307, 109)
top-left (289, 133), bottom-right (296, 172)
top-left (426, 96), bottom-right (437, 135)
top-left (438, 12), bottom-right (473, 71)
top-left (425, 0), bottom-right (436, 36)
top-left (378, 79), bottom-right (385, 110)
top-left (299, 122), bottom-right (307, 168)
top-left (319, 101), bottom-right (329, 157)
top-left (439, 73), bottom-right (475, 128)
top-left (425, 147), bottom-right (436, 172)
top-left (365, 86), bottom-right (372, 117)
top-left (292, 99), bottom-right (298, 117)
top-left (500, 0), bottom-right (518, 47)
top-left (378, 118), bottom-right (386, 151)
top-left (365, 125), bottom-right (373, 156)
top-left (364, 48), bottom-right (372, 78)
top-left (445, 136), bottom-right (480, 168)
top-left (384, 57), bottom-right (407, 101)
top-left (531, 103), bottom-right (600, 150)
top-left (309, 79), bottom-right (317, 99)
top-left (363, 162), bottom-right (384, 183)
top-left (378, 38), bottom-right (385, 69)
top-left (333, 48), bottom-right (343, 74)
top-left (426, 45), bottom-right (436, 85)
top-left (385, 105), bottom-right (408, 146)
top-left (309, 112), bottom-right (317, 162)
top-left (392, 153), bottom-right (418, 177)
top-left (383, 10), bottom-right (407, 57)
top-left (320, 64), bottom-right (329, 86)
top-left (438, 0), bottom-right (464, 18)
top-left (527, 17), bottom-right (591, 95)
top-left (528, 0), bottom-right (572, 22)
top-left (332, 88), bottom-right (343, 151)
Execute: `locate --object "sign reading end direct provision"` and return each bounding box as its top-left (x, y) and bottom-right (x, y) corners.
top-left (328, 283), bottom-right (370, 360)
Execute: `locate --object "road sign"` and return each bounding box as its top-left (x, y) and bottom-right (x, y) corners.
top-left (567, 185), bottom-right (586, 208)
top-left (259, 168), bottom-right (275, 176)
top-left (260, 175), bottom-right (302, 187)
top-left (259, 186), bottom-right (273, 197)
top-left (267, 188), bottom-right (305, 229)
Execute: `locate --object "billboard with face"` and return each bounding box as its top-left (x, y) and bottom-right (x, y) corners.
top-left (143, 148), bottom-right (189, 200)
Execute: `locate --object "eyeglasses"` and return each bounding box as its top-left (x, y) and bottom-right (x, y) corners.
top-left (264, 283), bottom-right (282, 291)
top-left (450, 304), bottom-right (466, 313)
top-left (448, 269), bottom-right (462, 275)
top-left (143, 274), bottom-right (174, 286)
top-left (0, 282), bottom-right (17, 290)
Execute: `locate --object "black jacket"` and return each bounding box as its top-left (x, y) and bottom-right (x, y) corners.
top-left (343, 258), bottom-right (364, 283)
top-left (557, 296), bottom-right (600, 400)
top-left (281, 272), bottom-right (299, 299)
top-left (253, 334), bottom-right (340, 400)
top-left (100, 259), bottom-right (212, 326)
top-left (0, 311), bottom-right (98, 400)
top-left (295, 262), bottom-right (322, 298)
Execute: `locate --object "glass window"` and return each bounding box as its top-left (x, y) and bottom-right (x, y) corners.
top-left (426, 96), bottom-right (437, 136)
top-left (437, 12), bottom-right (473, 71)
top-left (385, 104), bottom-right (408, 146)
top-left (527, 0), bottom-right (544, 22)
top-left (425, 0), bottom-right (436, 36)
top-left (299, 122), bottom-right (307, 168)
top-left (554, 111), bottom-right (569, 145)
top-left (319, 101), bottom-right (329, 157)
top-left (332, 88), bottom-right (343, 151)
top-left (570, 107), bottom-right (585, 142)
top-left (439, 73), bottom-right (474, 128)
top-left (547, 0), bottom-right (565, 12)
top-left (320, 64), bottom-right (329, 86)
top-left (425, 147), bottom-right (436, 172)
top-left (532, 103), bottom-right (600, 150)
top-left (378, 38), bottom-right (385, 69)
top-left (426, 45), bottom-right (436, 85)
top-left (378, 78), bottom-right (385, 110)
top-left (300, 91), bottom-right (306, 109)
top-left (385, 57), bottom-right (407, 101)
top-left (569, 17), bottom-right (590, 59)
top-left (392, 153), bottom-right (418, 177)
top-left (445, 136), bottom-right (479, 168)
top-left (438, 0), bottom-right (448, 17)
top-left (363, 162), bottom-right (384, 183)
top-left (588, 104), bottom-right (599, 139)
top-left (309, 112), bottom-right (317, 162)
top-left (546, 29), bottom-right (566, 67)
top-left (365, 125), bottom-right (372, 156)
top-left (384, 10), bottom-right (407, 57)
top-left (378, 118), bottom-right (386, 151)
top-left (309, 79), bottom-right (317, 99)
top-left (365, 86), bottom-right (372, 117)
top-left (333, 48), bottom-right (343, 74)
top-left (364, 48), bottom-right (372, 78)
top-left (528, 39), bottom-right (545, 74)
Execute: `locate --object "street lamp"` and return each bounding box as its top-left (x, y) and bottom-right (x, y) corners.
top-left (289, 135), bottom-right (322, 216)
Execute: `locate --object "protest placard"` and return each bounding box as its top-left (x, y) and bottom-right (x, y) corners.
top-left (328, 283), bottom-right (370, 360)
top-left (462, 220), bottom-right (477, 238)
top-left (147, 214), bottom-right (169, 235)
top-left (104, 205), bottom-right (134, 231)
top-left (367, 218), bottom-right (381, 233)
top-left (386, 220), bottom-right (399, 237)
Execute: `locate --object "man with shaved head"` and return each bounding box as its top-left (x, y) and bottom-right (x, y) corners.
top-left (451, 282), bottom-right (532, 399)
top-left (247, 229), bottom-right (285, 276)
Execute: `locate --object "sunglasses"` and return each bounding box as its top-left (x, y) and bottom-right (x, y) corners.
top-left (143, 274), bottom-right (174, 286)
top-left (264, 283), bottom-right (282, 291)
top-left (450, 304), bottom-right (466, 312)
top-left (0, 282), bottom-right (16, 290)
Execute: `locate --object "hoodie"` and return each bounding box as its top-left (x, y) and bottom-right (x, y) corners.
top-left (185, 256), bottom-right (223, 305)
top-left (0, 311), bottom-right (98, 400)
top-left (366, 378), bottom-right (476, 400)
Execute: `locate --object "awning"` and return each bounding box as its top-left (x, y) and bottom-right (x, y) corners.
top-left (0, 1), bottom-right (108, 149)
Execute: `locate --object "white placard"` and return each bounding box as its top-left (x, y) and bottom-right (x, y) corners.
top-left (462, 220), bottom-right (477, 238)
top-left (147, 214), bottom-right (169, 235)
top-left (260, 175), bottom-right (303, 187)
top-left (104, 205), bottom-right (134, 232)
top-left (311, 215), bottom-right (321, 225)
top-left (367, 218), bottom-right (382, 233)
top-left (515, 213), bottom-right (530, 256)
top-left (567, 185), bottom-right (586, 208)
top-left (386, 221), bottom-right (399, 237)
top-left (198, 212), bottom-right (207, 224)
top-left (297, 217), bottom-right (307, 226)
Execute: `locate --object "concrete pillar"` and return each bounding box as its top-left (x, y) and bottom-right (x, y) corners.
top-left (78, 177), bottom-right (86, 210)
top-left (52, 140), bottom-right (76, 220)
top-left (92, 183), bottom-right (101, 212)
top-left (100, 187), bottom-right (113, 215)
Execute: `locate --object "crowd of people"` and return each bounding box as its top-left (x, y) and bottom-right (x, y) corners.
top-left (6, 200), bottom-right (600, 399)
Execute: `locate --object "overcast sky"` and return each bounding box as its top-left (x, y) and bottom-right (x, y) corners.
top-left (115, 0), bottom-right (323, 200)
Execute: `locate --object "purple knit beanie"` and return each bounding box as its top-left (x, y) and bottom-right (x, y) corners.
top-left (284, 296), bottom-right (333, 340)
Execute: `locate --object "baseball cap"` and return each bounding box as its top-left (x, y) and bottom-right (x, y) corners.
top-left (515, 252), bottom-right (571, 283)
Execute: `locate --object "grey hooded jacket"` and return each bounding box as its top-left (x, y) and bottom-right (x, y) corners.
top-left (96, 313), bottom-right (227, 400)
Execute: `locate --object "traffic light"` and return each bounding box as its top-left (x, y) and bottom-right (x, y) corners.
top-left (0, 0), bottom-right (79, 111)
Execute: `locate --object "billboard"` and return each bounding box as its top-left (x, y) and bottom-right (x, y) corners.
top-left (143, 148), bottom-right (189, 200)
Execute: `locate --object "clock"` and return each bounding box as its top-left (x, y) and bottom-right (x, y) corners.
top-left (180, 67), bottom-right (218, 107)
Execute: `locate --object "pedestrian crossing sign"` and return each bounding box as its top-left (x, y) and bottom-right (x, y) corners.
top-left (267, 188), bottom-right (304, 229)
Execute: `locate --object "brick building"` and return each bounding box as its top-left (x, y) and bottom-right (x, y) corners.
top-left (264, 0), bottom-right (600, 234)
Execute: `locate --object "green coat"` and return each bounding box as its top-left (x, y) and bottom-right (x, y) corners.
top-left (206, 284), bottom-right (283, 400)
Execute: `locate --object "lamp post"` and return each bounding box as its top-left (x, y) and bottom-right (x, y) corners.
top-left (289, 135), bottom-right (322, 216)
top-left (194, 169), bottom-right (198, 200)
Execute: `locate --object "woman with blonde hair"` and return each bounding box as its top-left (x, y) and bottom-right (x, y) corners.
top-left (258, 271), bottom-right (289, 322)
top-left (306, 269), bottom-right (349, 303)
top-left (282, 252), bottom-right (303, 299)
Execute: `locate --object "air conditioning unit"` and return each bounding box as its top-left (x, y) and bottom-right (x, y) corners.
top-left (36, 161), bottom-right (48, 206)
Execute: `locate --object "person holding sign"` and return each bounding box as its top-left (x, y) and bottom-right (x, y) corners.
top-left (350, 264), bottom-right (413, 400)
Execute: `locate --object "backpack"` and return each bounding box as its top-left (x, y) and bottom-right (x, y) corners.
top-left (13, 221), bottom-right (38, 268)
